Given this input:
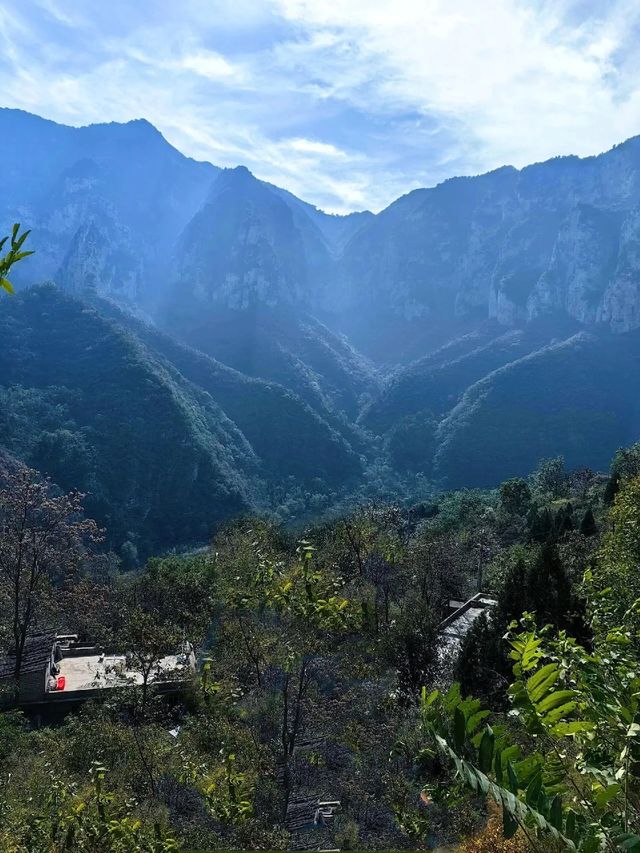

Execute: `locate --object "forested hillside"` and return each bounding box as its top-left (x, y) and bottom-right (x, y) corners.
top-left (0, 286), bottom-right (365, 559)
top-left (4, 0), bottom-right (640, 843)
top-left (1, 108), bottom-right (640, 852)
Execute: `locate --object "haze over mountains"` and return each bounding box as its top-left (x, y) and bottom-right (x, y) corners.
top-left (2, 107), bottom-right (640, 555)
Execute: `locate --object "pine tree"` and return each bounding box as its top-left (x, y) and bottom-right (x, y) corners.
top-left (579, 507), bottom-right (597, 537)
top-left (526, 543), bottom-right (580, 633)
top-left (497, 557), bottom-right (529, 624)
top-left (528, 506), bottom-right (553, 543)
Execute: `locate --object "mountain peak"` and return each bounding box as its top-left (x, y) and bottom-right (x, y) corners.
top-left (221, 164), bottom-right (256, 182)
top-left (122, 117), bottom-right (162, 136)
top-left (82, 116), bottom-right (165, 143)
top-left (209, 164), bottom-right (261, 197)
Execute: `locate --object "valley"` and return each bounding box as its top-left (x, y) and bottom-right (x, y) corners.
top-left (1, 108), bottom-right (640, 558)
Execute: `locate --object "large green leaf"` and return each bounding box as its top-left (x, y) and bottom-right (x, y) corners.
top-left (527, 662), bottom-right (560, 703)
top-left (478, 727), bottom-right (494, 773)
top-left (433, 735), bottom-right (576, 849)
top-left (537, 690), bottom-right (576, 715)
top-left (453, 706), bottom-right (466, 752)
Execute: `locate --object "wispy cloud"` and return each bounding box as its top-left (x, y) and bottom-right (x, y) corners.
top-left (1, 0), bottom-right (640, 211)
top-left (286, 138), bottom-right (348, 158)
top-left (179, 51), bottom-right (242, 81)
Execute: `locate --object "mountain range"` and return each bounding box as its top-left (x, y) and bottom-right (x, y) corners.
top-left (2, 107), bottom-right (640, 555)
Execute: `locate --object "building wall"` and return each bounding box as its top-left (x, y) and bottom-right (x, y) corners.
top-left (0, 667), bottom-right (46, 705)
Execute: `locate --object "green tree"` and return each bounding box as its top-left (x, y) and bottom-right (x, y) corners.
top-left (6, 762), bottom-right (178, 852)
top-left (531, 456), bottom-right (567, 499)
top-left (215, 532), bottom-right (357, 819)
top-left (113, 606), bottom-right (184, 710)
top-left (528, 506), bottom-right (554, 543)
top-left (0, 463), bottom-right (101, 699)
top-left (604, 444), bottom-right (640, 504)
top-left (136, 554), bottom-right (217, 644)
top-left (500, 478), bottom-right (532, 516)
top-left (416, 491), bottom-right (640, 851)
top-left (420, 600), bottom-right (640, 849)
top-left (596, 475), bottom-right (640, 619)
top-left (579, 508), bottom-right (597, 538)
top-left (454, 610), bottom-right (505, 701)
top-left (526, 543), bottom-right (575, 631)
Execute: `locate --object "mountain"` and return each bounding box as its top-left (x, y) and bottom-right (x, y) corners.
top-left (162, 164), bottom-right (381, 427)
top-left (7, 108), bottom-right (640, 358)
top-left (364, 315), bottom-right (640, 487)
top-left (335, 142), bottom-right (640, 361)
top-left (7, 107), bottom-right (640, 366)
top-left (0, 109), bottom-right (378, 429)
top-left (433, 328), bottom-right (640, 488)
top-left (0, 286), bottom-right (364, 560)
top-left (92, 296), bottom-right (368, 480)
top-left (3, 108), bottom-right (640, 501)
top-left (0, 109), bottom-right (218, 309)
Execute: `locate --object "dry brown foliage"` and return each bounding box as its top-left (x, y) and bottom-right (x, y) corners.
top-left (457, 800), bottom-right (534, 853)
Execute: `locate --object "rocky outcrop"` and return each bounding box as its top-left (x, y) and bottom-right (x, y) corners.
top-left (57, 215), bottom-right (142, 302)
top-left (527, 205), bottom-right (620, 325)
top-left (599, 205), bottom-right (640, 331)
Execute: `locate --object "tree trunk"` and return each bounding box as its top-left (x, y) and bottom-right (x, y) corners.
top-left (281, 673), bottom-right (290, 821)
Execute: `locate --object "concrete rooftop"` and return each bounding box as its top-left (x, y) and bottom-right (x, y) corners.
top-left (55, 653), bottom-right (191, 693)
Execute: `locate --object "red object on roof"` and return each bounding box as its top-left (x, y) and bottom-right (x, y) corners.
top-left (56, 676), bottom-right (65, 691)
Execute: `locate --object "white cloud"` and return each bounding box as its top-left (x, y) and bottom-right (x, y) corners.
top-left (270, 0), bottom-right (640, 171)
top-left (179, 50), bottom-right (240, 81)
top-left (286, 138), bottom-right (348, 158)
top-left (1, 0), bottom-right (640, 211)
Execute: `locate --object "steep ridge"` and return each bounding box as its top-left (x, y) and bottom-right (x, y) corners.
top-left (0, 286), bottom-right (252, 557)
top-left (3, 109), bottom-right (640, 500)
top-left (361, 318), bottom-right (577, 434)
top-left (167, 165), bottom-right (331, 311)
top-left (0, 109), bottom-right (218, 308)
top-left (0, 287), bottom-right (364, 559)
top-left (432, 330), bottom-right (640, 488)
top-left (166, 302), bottom-right (379, 427)
top-left (163, 164), bottom-right (380, 424)
top-left (338, 139), bottom-right (640, 361)
top-left (7, 108), bottom-right (640, 366)
top-left (92, 297), bottom-right (367, 478)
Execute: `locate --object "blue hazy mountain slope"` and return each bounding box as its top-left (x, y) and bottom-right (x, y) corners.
top-left (0, 287), bottom-right (364, 558)
top-left (3, 108), bottom-right (640, 498)
top-left (6, 108), bottom-right (640, 365)
top-left (433, 329), bottom-right (640, 487)
top-left (0, 108), bottom-right (219, 304)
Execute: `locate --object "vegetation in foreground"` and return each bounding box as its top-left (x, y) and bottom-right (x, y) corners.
top-left (0, 445), bottom-right (639, 851)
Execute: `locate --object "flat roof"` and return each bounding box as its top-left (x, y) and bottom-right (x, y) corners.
top-left (438, 592), bottom-right (498, 661)
top-left (442, 606), bottom-right (486, 640)
top-left (52, 652), bottom-right (193, 694)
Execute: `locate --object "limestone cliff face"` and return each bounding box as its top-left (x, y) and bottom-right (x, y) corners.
top-left (485, 144), bottom-right (640, 334)
top-left (171, 166), bottom-right (332, 311)
top-left (599, 206), bottom-right (640, 332)
top-left (0, 109), bottom-right (218, 311)
top-left (526, 205), bottom-right (620, 325)
top-left (57, 216), bottom-right (142, 303)
top-left (334, 138), bottom-right (640, 358)
top-left (6, 108), bottom-right (640, 366)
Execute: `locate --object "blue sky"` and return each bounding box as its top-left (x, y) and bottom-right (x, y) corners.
top-left (1, 0), bottom-right (640, 213)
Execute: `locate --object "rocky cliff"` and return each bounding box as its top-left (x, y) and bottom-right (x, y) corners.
top-left (7, 108), bottom-right (640, 365)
